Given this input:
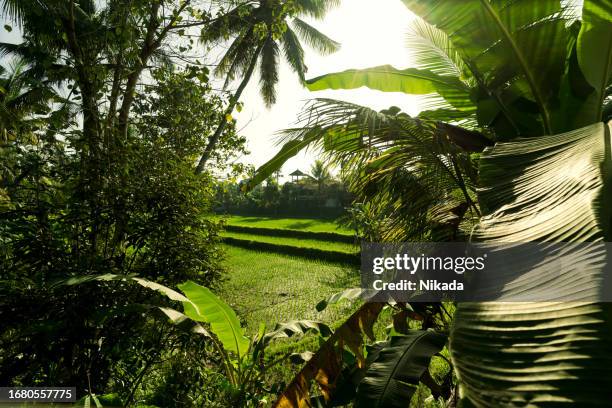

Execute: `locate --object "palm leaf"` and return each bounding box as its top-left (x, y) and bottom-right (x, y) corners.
top-left (305, 65), bottom-right (475, 112)
top-left (215, 28), bottom-right (256, 82)
top-left (281, 26), bottom-right (306, 82)
top-left (249, 99), bottom-right (484, 240)
top-left (354, 332), bottom-right (447, 408)
top-left (291, 18), bottom-right (340, 55)
top-left (451, 121), bottom-right (612, 406)
top-left (401, 0), bottom-right (571, 135)
top-left (259, 36), bottom-right (280, 107)
top-left (406, 17), bottom-right (471, 82)
top-left (295, 0), bottom-right (341, 19)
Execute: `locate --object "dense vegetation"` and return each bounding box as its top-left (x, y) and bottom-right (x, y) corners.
top-left (0, 0), bottom-right (611, 407)
top-left (0, 0), bottom-right (341, 405)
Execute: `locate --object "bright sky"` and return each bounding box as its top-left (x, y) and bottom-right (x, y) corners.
top-left (234, 0), bottom-right (420, 180)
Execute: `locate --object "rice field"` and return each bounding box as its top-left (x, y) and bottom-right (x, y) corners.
top-left (222, 215), bottom-right (353, 235)
top-left (218, 245), bottom-right (359, 334)
top-left (220, 230), bottom-right (358, 254)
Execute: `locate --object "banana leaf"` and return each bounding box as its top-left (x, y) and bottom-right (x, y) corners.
top-left (355, 331), bottom-right (447, 408)
top-left (306, 65), bottom-right (475, 112)
top-left (178, 280), bottom-right (251, 359)
top-left (451, 121), bottom-right (612, 406)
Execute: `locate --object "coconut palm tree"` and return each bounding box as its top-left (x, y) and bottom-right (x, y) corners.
top-left (0, 60), bottom-right (54, 141)
top-left (309, 159), bottom-right (331, 192)
top-left (194, 0), bottom-right (340, 172)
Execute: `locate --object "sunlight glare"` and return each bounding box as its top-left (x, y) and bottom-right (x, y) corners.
top-left (235, 0), bottom-right (418, 176)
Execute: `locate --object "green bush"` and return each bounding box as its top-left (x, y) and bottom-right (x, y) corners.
top-left (0, 71), bottom-right (227, 395)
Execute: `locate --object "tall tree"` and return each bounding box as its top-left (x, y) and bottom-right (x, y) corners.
top-left (309, 159), bottom-right (331, 192)
top-left (194, 0), bottom-right (340, 173)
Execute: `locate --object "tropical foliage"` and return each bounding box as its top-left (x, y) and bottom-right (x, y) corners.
top-left (2, 0), bottom-right (611, 406)
top-left (0, 0), bottom-right (341, 404)
top-left (0, 0), bottom-right (238, 400)
top-left (67, 274), bottom-right (334, 406)
top-left (251, 0), bottom-right (612, 406)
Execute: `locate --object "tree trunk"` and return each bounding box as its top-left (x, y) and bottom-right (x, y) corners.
top-left (116, 1), bottom-right (161, 139)
top-left (194, 45), bottom-right (263, 174)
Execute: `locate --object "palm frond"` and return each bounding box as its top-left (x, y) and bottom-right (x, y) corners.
top-left (0, 59), bottom-right (56, 136)
top-left (259, 37), bottom-right (279, 107)
top-left (215, 29), bottom-right (256, 84)
top-left (0, 42), bottom-right (21, 59)
top-left (280, 26), bottom-right (306, 82)
top-left (7, 86), bottom-right (53, 111)
top-left (296, 0), bottom-right (341, 19)
top-left (406, 17), bottom-right (473, 84)
top-left (291, 18), bottom-right (340, 55)
top-left (0, 0), bottom-right (34, 25)
top-left (254, 98), bottom-right (485, 240)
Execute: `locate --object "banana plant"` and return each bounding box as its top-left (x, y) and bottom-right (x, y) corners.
top-left (272, 290), bottom-right (452, 408)
top-left (249, 0), bottom-right (612, 406)
top-left (167, 282), bottom-right (449, 407)
top-left (63, 275), bottom-right (333, 407)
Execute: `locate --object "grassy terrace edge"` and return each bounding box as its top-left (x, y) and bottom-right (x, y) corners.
top-left (222, 236), bottom-right (360, 265)
top-left (222, 215), bottom-right (353, 234)
top-left (224, 224), bottom-right (356, 243)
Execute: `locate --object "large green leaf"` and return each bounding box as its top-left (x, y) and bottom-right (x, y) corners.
top-left (178, 281), bottom-right (250, 359)
top-left (61, 275), bottom-right (250, 357)
top-left (451, 121), bottom-right (612, 406)
top-left (354, 331), bottom-right (447, 408)
top-left (402, 0), bottom-right (569, 135)
top-left (273, 302), bottom-right (384, 408)
top-left (577, 1), bottom-right (612, 122)
top-left (305, 65), bottom-right (475, 112)
top-left (262, 320), bottom-right (332, 347)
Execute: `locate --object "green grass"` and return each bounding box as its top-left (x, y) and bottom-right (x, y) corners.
top-left (223, 215), bottom-right (353, 235)
top-left (221, 231), bottom-right (358, 254)
top-left (218, 245), bottom-right (359, 335)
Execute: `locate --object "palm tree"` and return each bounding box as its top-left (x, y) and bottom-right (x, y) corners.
top-left (194, 0), bottom-right (340, 173)
top-left (0, 60), bottom-right (54, 141)
top-left (309, 159), bottom-right (331, 192)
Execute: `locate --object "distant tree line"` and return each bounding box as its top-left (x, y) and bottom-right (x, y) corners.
top-left (216, 161), bottom-right (352, 218)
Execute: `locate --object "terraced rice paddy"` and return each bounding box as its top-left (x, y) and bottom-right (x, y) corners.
top-left (223, 215), bottom-right (353, 235)
top-left (217, 215), bottom-right (361, 334)
top-left (219, 246), bottom-right (358, 334)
